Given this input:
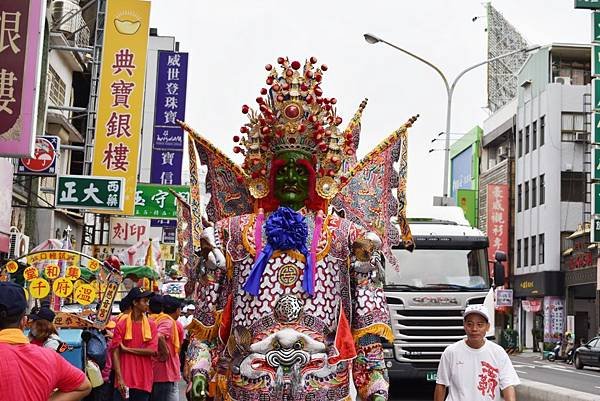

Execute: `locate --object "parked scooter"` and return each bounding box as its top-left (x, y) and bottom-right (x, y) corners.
top-left (548, 340), bottom-right (574, 363)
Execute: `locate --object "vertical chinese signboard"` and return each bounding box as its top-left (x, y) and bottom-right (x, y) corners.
top-left (92, 0), bottom-right (150, 215)
top-left (151, 51), bottom-right (188, 186)
top-left (487, 184), bottom-right (510, 278)
top-left (0, 0), bottom-right (46, 157)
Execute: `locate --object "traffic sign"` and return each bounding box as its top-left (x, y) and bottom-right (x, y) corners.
top-left (593, 217), bottom-right (600, 242)
top-left (594, 113), bottom-right (600, 143)
top-left (17, 136), bottom-right (60, 175)
top-left (593, 183), bottom-right (600, 214)
top-left (594, 79), bottom-right (600, 111)
top-left (594, 12), bottom-right (600, 42)
top-left (594, 45), bottom-right (600, 76)
top-left (576, 0), bottom-right (600, 9)
top-left (593, 147), bottom-right (600, 180)
top-left (55, 176), bottom-right (125, 211)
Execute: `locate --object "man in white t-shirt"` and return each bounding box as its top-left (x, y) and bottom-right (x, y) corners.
top-left (434, 304), bottom-right (520, 401)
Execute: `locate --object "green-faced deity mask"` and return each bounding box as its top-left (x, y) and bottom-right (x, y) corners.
top-left (274, 151), bottom-right (310, 211)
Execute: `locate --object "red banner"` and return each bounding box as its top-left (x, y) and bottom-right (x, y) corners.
top-left (487, 184), bottom-right (510, 279)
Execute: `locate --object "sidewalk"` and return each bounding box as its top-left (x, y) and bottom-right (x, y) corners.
top-left (516, 349), bottom-right (545, 359)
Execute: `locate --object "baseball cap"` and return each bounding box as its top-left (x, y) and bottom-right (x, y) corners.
top-left (149, 294), bottom-right (164, 307)
top-left (29, 306), bottom-right (56, 322)
top-left (162, 295), bottom-right (183, 310)
top-left (463, 304), bottom-right (490, 323)
top-left (187, 304), bottom-right (196, 311)
top-left (0, 282), bottom-right (27, 316)
top-left (126, 287), bottom-right (153, 301)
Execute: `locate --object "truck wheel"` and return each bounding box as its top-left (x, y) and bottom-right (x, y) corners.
top-left (574, 354), bottom-right (584, 370)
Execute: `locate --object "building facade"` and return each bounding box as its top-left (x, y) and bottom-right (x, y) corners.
top-left (514, 43), bottom-right (594, 348)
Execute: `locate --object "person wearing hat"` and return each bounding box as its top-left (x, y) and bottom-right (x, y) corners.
top-left (151, 295), bottom-right (184, 401)
top-left (434, 304), bottom-right (520, 401)
top-left (110, 287), bottom-right (158, 401)
top-left (148, 294), bottom-right (164, 321)
top-left (0, 282), bottom-right (91, 401)
top-left (28, 306), bottom-right (66, 352)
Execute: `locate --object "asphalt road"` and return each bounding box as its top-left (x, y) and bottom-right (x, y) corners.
top-left (510, 353), bottom-right (600, 396)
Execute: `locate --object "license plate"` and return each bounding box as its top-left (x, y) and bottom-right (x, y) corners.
top-left (426, 371), bottom-right (437, 382)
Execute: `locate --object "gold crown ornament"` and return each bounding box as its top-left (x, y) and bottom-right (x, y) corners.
top-left (233, 57), bottom-right (364, 200)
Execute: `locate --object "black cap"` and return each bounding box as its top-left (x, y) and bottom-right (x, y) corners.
top-left (126, 287), bottom-right (153, 301)
top-left (0, 282), bottom-right (27, 316)
top-left (29, 307), bottom-right (56, 322)
top-left (162, 295), bottom-right (183, 310)
top-left (149, 294), bottom-right (164, 313)
top-left (119, 294), bottom-right (132, 312)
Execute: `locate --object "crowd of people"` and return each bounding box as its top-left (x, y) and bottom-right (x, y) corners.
top-left (0, 281), bottom-right (195, 401)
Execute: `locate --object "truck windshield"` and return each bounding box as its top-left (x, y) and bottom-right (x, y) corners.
top-left (386, 248), bottom-right (490, 290)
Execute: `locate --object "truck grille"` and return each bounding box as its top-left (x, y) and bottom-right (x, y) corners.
top-left (388, 302), bottom-right (466, 363)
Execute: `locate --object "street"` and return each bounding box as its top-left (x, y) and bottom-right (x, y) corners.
top-left (510, 353), bottom-right (600, 396)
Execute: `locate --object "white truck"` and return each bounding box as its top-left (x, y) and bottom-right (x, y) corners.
top-left (383, 206), bottom-right (505, 382)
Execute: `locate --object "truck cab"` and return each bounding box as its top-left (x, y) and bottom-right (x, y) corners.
top-left (384, 206), bottom-right (496, 382)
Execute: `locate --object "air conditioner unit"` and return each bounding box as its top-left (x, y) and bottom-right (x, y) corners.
top-left (50, 0), bottom-right (81, 34)
top-left (554, 76), bottom-right (572, 85)
top-left (575, 132), bottom-right (588, 142)
top-left (8, 233), bottom-right (29, 259)
top-left (497, 146), bottom-right (508, 158)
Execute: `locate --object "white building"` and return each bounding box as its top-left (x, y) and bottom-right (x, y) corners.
top-left (513, 43), bottom-right (594, 348)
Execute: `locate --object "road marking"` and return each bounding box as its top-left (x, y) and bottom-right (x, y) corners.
top-left (515, 370), bottom-right (528, 374)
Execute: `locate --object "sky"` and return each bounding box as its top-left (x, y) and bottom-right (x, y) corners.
top-left (149, 0), bottom-right (591, 216)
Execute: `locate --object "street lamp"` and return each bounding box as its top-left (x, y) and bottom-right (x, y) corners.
top-left (363, 33), bottom-right (540, 205)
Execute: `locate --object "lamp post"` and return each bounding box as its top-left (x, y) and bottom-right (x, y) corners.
top-left (364, 33), bottom-right (540, 205)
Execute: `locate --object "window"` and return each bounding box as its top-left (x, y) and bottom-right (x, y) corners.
top-left (524, 181), bottom-right (529, 210)
top-left (532, 121), bottom-right (537, 150)
top-left (540, 174), bottom-right (545, 205)
top-left (539, 234), bottom-right (545, 264)
top-left (561, 113), bottom-right (586, 141)
top-left (47, 66), bottom-right (66, 106)
top-left (532, 178), bottom-right (537, 208)
top-left (561, 172), bottom-right (586, 202)
top-left (551, 57), bottom-right (591, 85)
top-left (517, 184), bottom-right (522, 212)
top-left (518, 130), bottom-right (523, 158)
top-left (524, 238), bottom-right (529, 266)
top-left (517, 239), bottom-right (522, 268)
top-left (531, 235), bottom-right (536, 265)
top-left (525, 126), bottom-right (530, 154)
top-left (540, 116), bottom-right (545, 146)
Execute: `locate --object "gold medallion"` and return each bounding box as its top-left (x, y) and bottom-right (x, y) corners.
top-left (316, 176), bottom-right (338, 199)
top-left (278, 264), bottom-right (300, 287)
top-left (249, 177), bottom-right (269, 199)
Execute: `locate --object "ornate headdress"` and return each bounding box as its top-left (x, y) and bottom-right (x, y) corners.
top-left (233, 57), bottom-right (360, 201)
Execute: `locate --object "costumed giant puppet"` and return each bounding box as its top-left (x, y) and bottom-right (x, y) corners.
top-left (180, 57), bottom-right (418, 401)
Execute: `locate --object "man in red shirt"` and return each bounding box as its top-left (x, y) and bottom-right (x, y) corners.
top-left (0, 282), bottom-right (91, 401)
top-left (151, 295), bottom-right (184, 401)
top-left (111, 287), bottom-right (158, 401)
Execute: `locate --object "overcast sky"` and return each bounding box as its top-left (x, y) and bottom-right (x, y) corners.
top-left (149, 0), bottom-right (590, 216)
